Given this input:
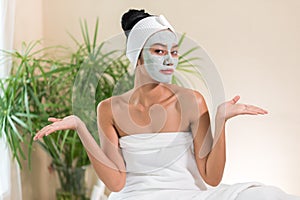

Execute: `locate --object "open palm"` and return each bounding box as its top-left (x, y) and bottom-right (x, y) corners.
top-left (218, 95), bottom-right (268, 121)
top-left (33, 115), bottom-right (79, 141)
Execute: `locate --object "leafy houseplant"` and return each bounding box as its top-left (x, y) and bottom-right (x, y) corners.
top-left (0, 19), bottom-right (131, 199)
top-left (0, 17), bottom-right (202, 199)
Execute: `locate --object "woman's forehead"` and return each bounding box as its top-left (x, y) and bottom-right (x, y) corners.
top-left (144, 30), bottom-right (178, 48)
top-left (151, 43), bottom-right (178, 48)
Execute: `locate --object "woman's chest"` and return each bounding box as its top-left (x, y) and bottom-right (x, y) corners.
top-left (112, 98), bottom-right (191, 137)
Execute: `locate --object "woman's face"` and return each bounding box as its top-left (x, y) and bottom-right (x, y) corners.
top-left (139, 29), bottom-right (178, 83)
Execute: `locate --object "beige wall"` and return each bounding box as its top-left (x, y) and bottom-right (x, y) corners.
top-left (14, 0), bottom-right (43, 49)
top-left (14, 0), bottom-right (300, 198)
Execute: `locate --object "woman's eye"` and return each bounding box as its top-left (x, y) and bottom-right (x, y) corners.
top-left (171, 51), bottom-right (178, 55)
top-left (154, 49), bottom-right (164, 54)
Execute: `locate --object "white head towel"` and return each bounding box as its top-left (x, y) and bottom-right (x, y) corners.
top-left (125, 15), bottom-right (177, 70)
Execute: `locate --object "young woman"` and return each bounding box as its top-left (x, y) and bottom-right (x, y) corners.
top-left (34, 9), bottom-right (300, 200)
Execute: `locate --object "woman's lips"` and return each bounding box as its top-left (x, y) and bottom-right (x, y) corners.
top-left (160, 69), bottom-right (174, 75)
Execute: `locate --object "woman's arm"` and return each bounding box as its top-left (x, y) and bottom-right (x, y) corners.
top-left (34, 98), bottom-right (126, 192)
top-left (190, 92), bottom-right (267, 186)
top-left (90, 98), bottom-right (126, 192)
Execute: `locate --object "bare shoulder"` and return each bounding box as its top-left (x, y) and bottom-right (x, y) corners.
top-left (96, 96), bottom-right (122, 127)
top-left (97, 93), bottom-right (127, 112)
top-left (96, 94), bottom-right (130, 127)
top-left (96, 97), bottom-right (120, 144)
top-left (97, 97), bottom-right (113, 115)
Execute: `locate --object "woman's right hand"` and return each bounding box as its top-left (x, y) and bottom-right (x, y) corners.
top-left (33, 115), bottom-right (80, 141)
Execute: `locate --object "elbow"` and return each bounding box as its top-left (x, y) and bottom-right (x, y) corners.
top-left (204, 174), bottom-right (223, 187)
top-left (108, 180), bottom-right (125, 192)
top-left (107, 175), bottom-right (126, 192)
top-left (204, 161), bottom-right (226, 187)
top-left (206, 179), bottom-right (222, 187)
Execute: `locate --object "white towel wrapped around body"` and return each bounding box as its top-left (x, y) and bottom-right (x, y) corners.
top-left (107, 132), bottom-right (299, 200)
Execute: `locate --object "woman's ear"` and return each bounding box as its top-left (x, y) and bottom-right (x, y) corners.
top-left (137, 51), bottom-right (144, 67)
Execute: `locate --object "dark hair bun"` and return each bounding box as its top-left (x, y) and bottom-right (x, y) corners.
top-left (121, 9), bottom-right (152, 37)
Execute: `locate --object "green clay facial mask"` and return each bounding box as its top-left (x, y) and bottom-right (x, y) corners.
top-left (142, 30), bottom-right (178, 83)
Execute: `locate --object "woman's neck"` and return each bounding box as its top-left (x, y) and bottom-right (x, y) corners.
top-left (130, 65), bottom-right (173, 107)
top-left (131, 82), bottom-right (165, 107)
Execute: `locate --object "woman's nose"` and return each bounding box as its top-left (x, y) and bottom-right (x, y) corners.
top-left (163, 52), bottom-right (174, 66)
top-left (163, 60), bottom-right (173, 66)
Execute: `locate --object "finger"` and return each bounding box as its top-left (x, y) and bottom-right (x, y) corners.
top-left (254, 108), bottom-right (268, 114)
top-left (34, 124), bottom-right (56, 140)
top-left (241, 109), bottom-right (267, 115)
top-left (34, 131), bottom-right (45, 141)
top-left (230, 95), bottom-right (240, 104)
top-left (44, 124), bottom-right (60, 134)
top-left (44, 127), bottom-right (58, 136)
top-left (34, 127), bottom-right (50, 140)
top-left (48, 117), bottom-right (62, 122)
top-left (33, 134), bottom-right (39, 141)
top-left (255, 107), bottom-right (268, 114)
top-left (245, 105), bottom-right (268, 114)
top-left (35, 128), bottom-right (54, 140)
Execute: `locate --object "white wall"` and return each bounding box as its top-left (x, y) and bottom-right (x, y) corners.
top-left (14, 0), bottom-right (300, 197)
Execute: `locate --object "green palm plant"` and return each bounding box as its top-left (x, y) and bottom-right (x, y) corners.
top-left (0, 18), bottom-right (128, 199)
top-left (0, 40), bottom-right (72, 167)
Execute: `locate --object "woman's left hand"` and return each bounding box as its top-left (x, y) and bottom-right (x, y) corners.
top-left (217, 95), bottom-right (268, 122)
